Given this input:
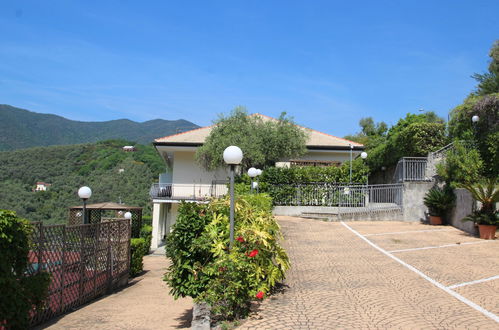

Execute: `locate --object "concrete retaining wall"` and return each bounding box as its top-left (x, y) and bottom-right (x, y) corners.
top-left (449, 188), bottom-right (478, 236)
top-left (273, 206), bottom-right (339, 217)
top-left (402, 182), bottom-right (434, 222)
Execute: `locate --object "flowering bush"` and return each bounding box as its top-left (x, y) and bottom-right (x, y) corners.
top-left (164, 194), bottom-right (289, 320)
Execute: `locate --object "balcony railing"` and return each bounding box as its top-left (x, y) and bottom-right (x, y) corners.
top-left (393, 157), bottom-right (430, 182)
top-left (150, 182), bottom-right (228, 200)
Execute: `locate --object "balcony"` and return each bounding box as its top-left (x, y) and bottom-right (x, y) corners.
top-left (149, 181), bottom-right (228, 201)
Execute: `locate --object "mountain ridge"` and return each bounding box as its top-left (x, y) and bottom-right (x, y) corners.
top-left (0, 104), bottom-right (199, 150)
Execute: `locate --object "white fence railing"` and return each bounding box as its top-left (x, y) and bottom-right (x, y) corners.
top-left (269, 183), bottom-right (403, 215)
top-left (393, 157), bottom-right (429, 182)
top-left (150, 182), bottom-right (228, 200)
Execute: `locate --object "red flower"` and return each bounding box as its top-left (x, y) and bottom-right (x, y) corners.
top-left (248, 249), bottom-right (259, 258)
top-left (236, 236), bottom-right (245, 243)
top-left (256, 291), bottom-right (264, 299)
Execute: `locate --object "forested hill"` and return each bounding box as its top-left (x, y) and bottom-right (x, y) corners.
top-left (0, 104), bottom-right (199, 151)
top-left (0, 140), bottom-right (163, 223)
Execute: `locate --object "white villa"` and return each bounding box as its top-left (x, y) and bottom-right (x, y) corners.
top-left (149, 114), bottom-right (364, 249)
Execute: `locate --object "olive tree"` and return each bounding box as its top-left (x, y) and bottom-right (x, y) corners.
top-left (195, 107), bottom-right (308, 170)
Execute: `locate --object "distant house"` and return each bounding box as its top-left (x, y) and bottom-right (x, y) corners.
top-left (35, 182), bottom-right (51, 191)
top-left (122, 146), bottom-right (136, 152)
top-left (148, 113), bottom-right (364, 249)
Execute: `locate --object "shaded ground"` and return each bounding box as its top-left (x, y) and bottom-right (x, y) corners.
top-left (239, 217), bottom-right (499, 329)
top-left (38, 254), bottom-right (192, 330)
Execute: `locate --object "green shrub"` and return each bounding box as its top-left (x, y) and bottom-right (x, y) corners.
top-left (0, 210), bottom-right (51, 329)
top-left (142, 215), bottom-right (152, 227)
top-left (164, 195), bottom-right (289, 320)
top-left (130, 238), bottom-right (147, 277)
top-left (423, 186), bottom-right (455, 217)
top-left (164, 202), bottom-right (213, 299)
top-left (140, 224), bottom-right (153, 255)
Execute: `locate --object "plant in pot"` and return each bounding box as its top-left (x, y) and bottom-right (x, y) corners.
top-left (460, 179), bottom-right (499, 239)
top-left (423, 186), bottom-right (455, 225)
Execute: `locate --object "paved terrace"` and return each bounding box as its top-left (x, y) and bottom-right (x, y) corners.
top-left (239, 216), bottom-right (499, 329)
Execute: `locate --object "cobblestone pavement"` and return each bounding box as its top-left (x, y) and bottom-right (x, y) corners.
top-left (38, 255), bottom-right (192, 330)
top-left (239, 217), bottom-right (499, 329)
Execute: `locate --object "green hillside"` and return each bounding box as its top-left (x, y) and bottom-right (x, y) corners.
top-left (0, 104), bottom-right (199, 151)
top-left (0, 140), bottom-right (164, 223)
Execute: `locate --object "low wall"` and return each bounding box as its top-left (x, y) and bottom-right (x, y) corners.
top-left (273, 206), bottom-right (339, 217)
top-left (449, 188), bottom-right (478, 236)
top-left (402, 182), bottom-right (434, 222)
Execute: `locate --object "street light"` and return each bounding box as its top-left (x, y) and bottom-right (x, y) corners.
top-left (124, 211), bottom-right (132, 220)
top-left (256, 169), bottom-right (263, 193)
top-left (78, 186), bottom-right (92, 224)
top-left (360, 152), bottom-right (368, 185)
top-left (472, 115), bottom-right (479, 123)
top-left (248, 167), bottom-right (258, 193)
top-left (223, 146), bottom-right (243, 247)
top-left (349, 144), bottom-right (354, 183)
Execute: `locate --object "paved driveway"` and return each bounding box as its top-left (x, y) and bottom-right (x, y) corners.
top-left (38, 255), bottom-right (192, 330)
top-left (239, 216), bottom-right (499, 329)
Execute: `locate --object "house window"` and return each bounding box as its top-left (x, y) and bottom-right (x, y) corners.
top-left (289, 160), bottom-right (341, 167)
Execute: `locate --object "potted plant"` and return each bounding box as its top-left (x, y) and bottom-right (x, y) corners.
top-left (461, 179), bottom-right (499, 239)
top-left (423, 186), bottom-right (455, 225)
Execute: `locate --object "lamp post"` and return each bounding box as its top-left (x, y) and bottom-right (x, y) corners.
top-left (472, 115), bottom-right (479, 146)
top-left (361, 152), bottom-right (368, 186)
top-left (78, 186), bottom-right (92, 224)
top-left (248, 167), bottom-right (258, 193)
top-left (223, 146), bottom-right (243, 247)
top-left (349, 144), bottom-right (353, 183)
top-left (256, 169), bottom-right (262, 193)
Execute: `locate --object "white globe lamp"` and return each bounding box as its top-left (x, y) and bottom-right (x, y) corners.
top-left (472, 115), bottom-right (479, 123)
top-left (124, 211), bottom-right (132, 220)
top-left (223, 146), bottom-right (243, 165)
top-left (248, 167), bottom-right (258, 178)
top-left (78, 186), bottom-right (92, 199)
top-left (361, 152), bottom-right (368, 159)
top-left (78, 186), bottom-right (92, 224)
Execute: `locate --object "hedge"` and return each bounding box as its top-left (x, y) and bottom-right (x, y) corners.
top-left (0, 210), bottom-right (51, 329)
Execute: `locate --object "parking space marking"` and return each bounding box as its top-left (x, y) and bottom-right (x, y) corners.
top-left (388, 240), bottom-right (492, 253)
top-left (448, 275), bottom-right (499, 290)
top-left (363, 229), bottom-right (454, 237)
top-left (341, 221), bottom-right (499, 324)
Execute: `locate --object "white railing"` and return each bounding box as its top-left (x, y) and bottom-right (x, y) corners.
top-left (269, 183), bottom-right (403, 215)
top-left (393, 157), bottom-right (430, 182)
top-left (337, 183), bottom-right (403, 217)
top-left (150, 182), bottom-right (228, 200)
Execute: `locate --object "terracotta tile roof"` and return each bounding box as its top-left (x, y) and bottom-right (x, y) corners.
top-left (154, 113), bottom-right (363, 148)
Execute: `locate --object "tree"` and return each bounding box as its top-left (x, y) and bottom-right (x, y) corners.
top-left (448, 93), bottom-right (499, 178)
top-left (343, 117), bottom-right (387, 146)
top-left (472, 40), bottom-right (499, 96)
top-left (195, 107), bottom-right (308, 171)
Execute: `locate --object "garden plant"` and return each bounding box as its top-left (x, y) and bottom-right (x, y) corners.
top-left (164, 194), bottom-right (289, 321)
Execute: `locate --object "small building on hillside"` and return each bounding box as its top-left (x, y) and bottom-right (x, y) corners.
top-left (122, 146), bottom-right (136, 152)
top-left (35, 182), bottom-right (51, 191)
top-left (148, 113), bottom-right (364, 249)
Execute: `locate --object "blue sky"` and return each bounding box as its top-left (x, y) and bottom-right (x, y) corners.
top-left (1, 1), bottom-right (498, 137)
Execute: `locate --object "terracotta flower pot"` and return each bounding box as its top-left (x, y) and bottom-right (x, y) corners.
top-left (429, 215), bottom-right (443, 225)
top-left (478, 225), bottom-right (497, 239)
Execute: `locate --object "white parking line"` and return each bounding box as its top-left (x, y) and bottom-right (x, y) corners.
top-left (389, 240), bottom-right (492, 253)
top-left (363, 229), bottom-right (454, 237)
top-left (448, 275), bottom-right (499, 289)
top-left (341, 221), bottom-right (499, 324)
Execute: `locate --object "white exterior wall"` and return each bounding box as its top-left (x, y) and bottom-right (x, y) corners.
top-left (171, 151), bottom-right (228, 198)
